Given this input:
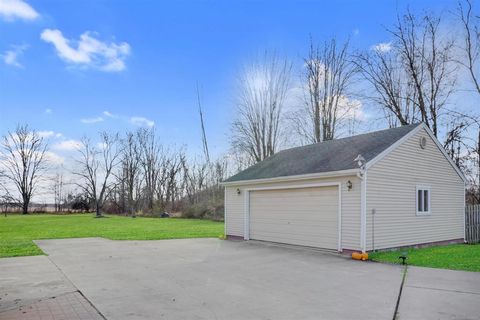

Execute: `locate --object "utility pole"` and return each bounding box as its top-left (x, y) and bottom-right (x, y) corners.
top-left (196, 82), bottom-right (210, 163)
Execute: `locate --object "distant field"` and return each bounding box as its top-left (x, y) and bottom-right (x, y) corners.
top-left (0, 214), bottom-right (224, 258)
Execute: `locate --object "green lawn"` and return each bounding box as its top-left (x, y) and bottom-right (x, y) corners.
top-left (0, 214), bottom-right (224, 258)
top-left (369, 244), bottom-right (480, 272)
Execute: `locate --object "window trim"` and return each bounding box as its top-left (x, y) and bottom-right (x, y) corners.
top-left (416, 185), bottom-right (431, 216)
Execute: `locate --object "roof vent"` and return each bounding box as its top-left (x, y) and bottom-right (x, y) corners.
top-left (419, 136), bottom-right (427, 149)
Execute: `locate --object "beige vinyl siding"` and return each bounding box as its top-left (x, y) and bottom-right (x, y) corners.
top-left (225, 175), bottom-right (361, 251)
top-left (366, 128), bottom-right (464, 250)
top-left (225, 187), bottom-right (245, 236)
top-left (249, 186), bottom-right (338, 249)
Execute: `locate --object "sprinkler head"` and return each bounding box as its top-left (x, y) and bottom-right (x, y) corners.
top-left (398, 253), bottom-right (408, 265)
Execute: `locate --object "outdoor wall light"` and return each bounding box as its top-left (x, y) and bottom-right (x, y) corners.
top-left (236, 188), bottom-right (241, 195)
top-left (347, 180), bottom-right (353, 191)
top-left (354, 154), bottom-right (366, 170)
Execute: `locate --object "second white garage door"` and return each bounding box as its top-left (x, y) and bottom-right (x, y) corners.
top-left (249, 186), bottom-right (339, 249)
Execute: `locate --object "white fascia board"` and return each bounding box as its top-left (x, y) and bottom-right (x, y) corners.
top-left (220, 168), bottom-right (359, 187)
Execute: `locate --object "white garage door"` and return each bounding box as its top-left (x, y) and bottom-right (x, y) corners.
top-left (249, 186), bottom-right (339, 249)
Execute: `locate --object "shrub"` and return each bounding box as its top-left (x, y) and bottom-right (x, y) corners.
top-left (181, 203), bottom-right (224, 221)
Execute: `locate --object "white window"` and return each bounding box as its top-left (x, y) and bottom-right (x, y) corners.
top-left (416, 186), bottom-right (431, 215)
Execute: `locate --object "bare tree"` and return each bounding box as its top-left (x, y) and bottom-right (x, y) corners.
top-left (0, 125), bottom-right (48, 214)
top-left (208, 158), bottom-right (227, 203)
top-left (138, 128), bottom-right (161, 212)
top-left (158, 148), bottom-right (184, 210)
top-left (456, 0), bottom-right (480, 203)
top-left (357, 11), bottom-right (456, 136)
top-left (231, 53), bottom-right (292, 163)
top-left (182, 160), bottom-right (207, 205)
top-left (119, 131), bottom-right (142, 216)
top-left (73, 132), bottom-right (121, 217)
top-left (52, 172), bottom-right (65, 212)
top-left (457, 0), bottom-right (480, 95)
top-left (355, 46), bottom-right (418, 127)
top-left (292, 37), bottom-right (358, 143)
top-left (0, 169), bottom-right (19, 216)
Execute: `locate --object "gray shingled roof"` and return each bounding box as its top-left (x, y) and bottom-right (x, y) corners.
top-left (224, 123), bottom-right (421, 183)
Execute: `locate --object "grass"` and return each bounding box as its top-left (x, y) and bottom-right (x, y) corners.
top-left (369, 243), bottom-right (480, 272)
top-left (0, 214), bottom-right (224, 258)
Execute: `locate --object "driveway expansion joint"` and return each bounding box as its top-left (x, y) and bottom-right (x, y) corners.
top-left (43, 252), bottom-right (108, 319)
top-left (392, 264), bottom-right (408, 320)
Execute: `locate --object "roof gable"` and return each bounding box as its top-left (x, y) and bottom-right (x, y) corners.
top-left (224, 124), bottom-right (421, 183)
top-left (365, 124), bottom-right (466, 182)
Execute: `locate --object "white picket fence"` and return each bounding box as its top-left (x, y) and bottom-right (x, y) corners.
top-left (465, 205), bottom-right (480, 243)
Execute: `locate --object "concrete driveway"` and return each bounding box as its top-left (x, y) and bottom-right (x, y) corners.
top-left (1, 238), bottom-right (479, 320)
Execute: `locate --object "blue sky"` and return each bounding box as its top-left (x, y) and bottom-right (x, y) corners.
top-left (0, 0), bottom-right (457, 160)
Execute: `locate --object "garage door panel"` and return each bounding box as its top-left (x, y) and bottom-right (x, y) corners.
top-left (250, 233), bottom-right (336, 248)
top-left (251, 224), bottom-right (336, 234)
top-left (251, 221), bottom-right (336, 227)
top-left (252, 216), bottom-right (337, 223)
top-left (249, 186), bottom-right (339, 249)
top-left (251, 220), bottom-right (337, 228)
top-left (252, 206), bottom-right (339, 213)
top-left (251, 230), bottom-right (338, 242)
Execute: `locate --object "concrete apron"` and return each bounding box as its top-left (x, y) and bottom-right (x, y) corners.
top-left (34, 238), bottom-right (403, 319)
top-left (2, 238), bottom-right (478, 320)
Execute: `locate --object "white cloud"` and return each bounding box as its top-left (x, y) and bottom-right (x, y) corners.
top-left (371, 42), bottom-right (392, 53)
top-left (130, 116), bottom-right (155, 128)
top-left (1, 44), bottom-right (28, 68)
top-left (52, 139), bottom-right (82, 151)
top-left (82, 111), bottom-right (155, 128)
top-left (40, 29), bottom-right (131, 72)
top-left (0, 0), bottom-right (39, 21)
top-left (353, 28), bottom-right (360, 36)
top-left (44, 151), bottom-right (64, 165)
top-left (38, 130), bottom-right (62, 139)
top-left (102, 110), bottom-right (117, 118)
top-left (81, 116), bottom-right (104, 124)
top-left (45, 108), bottom-right (52, 114)
top-left (38, 130), bottom-right (54, 138)
top-left (338, 96), bottom-right (365, 120)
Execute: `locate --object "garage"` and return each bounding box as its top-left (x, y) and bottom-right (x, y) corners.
top-left (223, 124), bottom-right (466, 252)
top-left (249, 186), bottom-right (339, 249)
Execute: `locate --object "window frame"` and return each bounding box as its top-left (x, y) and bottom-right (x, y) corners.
top-left (416, 185), bottom-right (431, 216)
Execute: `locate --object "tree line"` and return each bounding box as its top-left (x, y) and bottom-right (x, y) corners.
top-left (0, 126), bottom-right (227, 218)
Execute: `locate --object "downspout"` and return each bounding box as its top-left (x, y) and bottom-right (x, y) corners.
top-left (355, 154), bottom-right (367, 253)
top-left (243, 190), bottom-right (250, 240)
top-left (360, 170), bottom-right (367, 253)
top-left (463, 180), bottom-right (466, 243)
top-left (224, 186), bottom-right (227, 238)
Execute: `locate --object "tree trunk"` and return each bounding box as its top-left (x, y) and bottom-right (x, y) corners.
top-left (95, 202), bottom-right (102, 217)
top-left (22, 198), bottom-right (29, 214)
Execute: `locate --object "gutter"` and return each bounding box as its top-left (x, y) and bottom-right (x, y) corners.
top-left (220, 168), bottom-right (360, 187)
